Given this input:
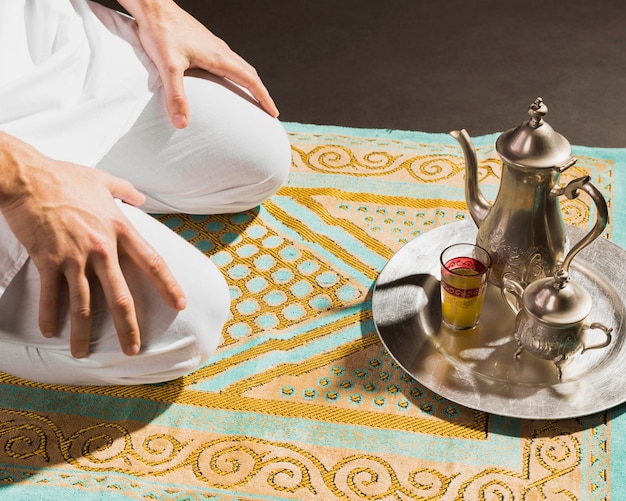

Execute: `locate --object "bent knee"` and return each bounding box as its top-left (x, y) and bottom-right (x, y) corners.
top-left (142, 267), bottom-right (230, 382)
top-left (92, 296), bottom-right (229, 386)
top-left (226, 120), bottom-right (292, 211)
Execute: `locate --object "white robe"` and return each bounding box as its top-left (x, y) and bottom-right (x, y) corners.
top-left (0, 0), bottom-right (291, 385)
top-left (0, 0), bottom-right (155, 298)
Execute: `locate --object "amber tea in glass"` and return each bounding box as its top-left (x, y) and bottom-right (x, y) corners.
top-left (440, 243), bottom-right (491, 330)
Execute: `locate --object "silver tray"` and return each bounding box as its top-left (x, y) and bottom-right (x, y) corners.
top-left (372, 221), bottom-right (626, 419)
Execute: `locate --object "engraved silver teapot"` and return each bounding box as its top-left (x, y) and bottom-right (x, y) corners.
top-left (451, 97), bottom-right (609, 287)
top-left (500, 181), bottom-right (611, 379)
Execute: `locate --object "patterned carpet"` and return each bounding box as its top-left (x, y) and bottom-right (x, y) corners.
top-left (0, 122), bottom-right (625, 499)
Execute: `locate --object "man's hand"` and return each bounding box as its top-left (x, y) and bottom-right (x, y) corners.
top-left (0, 133), bottom-right (186, 358)
top-left (118, 0), bottom-right (279, 128)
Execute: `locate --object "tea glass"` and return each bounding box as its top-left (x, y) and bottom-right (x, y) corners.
top-left (440, 243), bottom-right (492, 330)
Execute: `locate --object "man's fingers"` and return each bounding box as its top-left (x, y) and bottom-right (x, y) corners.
top-left (66, 272), bottom-right (93, 359)
top-left (104, 173), bottom-right (147, 208)
top-left (38, 271), bottom-right (60, 339)
top-left (161, 65), bottom-right (189, 128)
top-left (216, 54), bottom-right (279, 117)
top-left (121, 229), bottom-right (186, 312)
top-left (93, 259), bottom-right (141, 357)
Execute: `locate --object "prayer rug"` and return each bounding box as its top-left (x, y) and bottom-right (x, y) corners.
top-left (1, 122), bottom-right (625, 500)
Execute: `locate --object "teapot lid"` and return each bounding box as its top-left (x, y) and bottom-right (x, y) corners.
top-left (523, 270), bottom-right (592, 325)
top-left (496, 97), bottom-right (574, 169)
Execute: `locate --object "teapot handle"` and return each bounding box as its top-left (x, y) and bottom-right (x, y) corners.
top-left (501, 273), bottom-right (524, 314)
top-left (553, 176), bottom-right (609, 272)
top-left (581, 322), bottom-right (613, 353)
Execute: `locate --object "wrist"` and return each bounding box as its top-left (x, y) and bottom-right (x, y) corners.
top-left (117, 0), bottom-right (173, 26)
top-left (0, 132), bottom-right (34, 209)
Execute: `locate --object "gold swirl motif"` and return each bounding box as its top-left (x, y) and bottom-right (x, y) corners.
top-left (265, 458), bottom-right (315, 494)
top-left (292, 144), bottom-right (401, 175)
top-left (140, 434), bottom-right (188, 466)
top-left (294, 143), bottom-right (473, 183)
top-left (190, 438), bottom-right (320, 494)
top-left (329, 454), bottom-right (453, 499)
top-left (195, 444), bottom-right (265, 488)
top-left (457, 421), bottom-right (581, 500)
top-left (293, 142), bottom-right (506, 187)
top-left (68, 424), bottom-right (190, 472)
top-left (477, 480), bottom-right (515, 500)
top-left (0, 408), bottom-right (596, 499)
top-left (561, 197), bottom-right (590, 227)
top-left (0, 419), bottom-right (49, 462)
top-left (399, 156), bottom-right (461, 182)
top-left (533, 433), bottom-right (579, 474)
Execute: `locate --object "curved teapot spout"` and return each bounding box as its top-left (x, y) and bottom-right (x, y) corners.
top-left (450, 129), bottom-right (491, 227)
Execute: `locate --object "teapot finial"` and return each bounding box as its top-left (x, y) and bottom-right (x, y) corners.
top-left (528, 97), bottom-right (548, 127)
top-left (553, 268), bottom-right (570, 290)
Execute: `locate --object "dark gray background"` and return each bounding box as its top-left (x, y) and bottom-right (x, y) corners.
top-left (99, 0), bottom-right (626, 147)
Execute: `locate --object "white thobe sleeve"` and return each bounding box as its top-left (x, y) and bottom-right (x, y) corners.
top-left (0, 0), bottom-right (159, 297)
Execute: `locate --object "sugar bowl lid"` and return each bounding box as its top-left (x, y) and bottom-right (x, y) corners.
top-left (496, 97), bottom-right (574, 170)
top-left (522, 270), bottom-right (592, 325)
